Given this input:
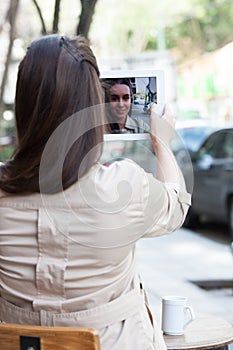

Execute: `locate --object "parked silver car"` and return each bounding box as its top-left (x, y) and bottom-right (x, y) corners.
top-left (183, 127), bottom-right (233, 237)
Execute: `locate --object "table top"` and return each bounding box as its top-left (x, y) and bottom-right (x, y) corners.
top-left (163, 314), bottom-right (233, 350)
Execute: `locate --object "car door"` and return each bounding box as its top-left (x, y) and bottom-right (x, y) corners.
top-left (192, 130), bottom-right (233, 219)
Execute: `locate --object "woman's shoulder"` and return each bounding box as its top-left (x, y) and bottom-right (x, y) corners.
top-left (90, 160), bottom-right (149, 193)
top-left (99, 159), bottom-right (145, 178)
top-left (126, 116), bottom-right (150, 133)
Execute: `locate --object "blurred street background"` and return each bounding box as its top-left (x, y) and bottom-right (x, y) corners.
top-left (0, 0), bottom-right (233, 334)
top-left (137, 224), bottom-right (233, 326)
top-left (1, 0), bottom-right (233, 148)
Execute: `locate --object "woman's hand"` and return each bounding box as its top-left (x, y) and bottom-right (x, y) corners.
top-left (150, 104), bottom-right (176, 149)
top-left (149, 103), bottom-right (183, 185)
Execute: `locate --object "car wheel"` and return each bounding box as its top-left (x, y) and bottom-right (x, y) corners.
top-left (229, 198), bottom-right (233, 238)
top-left (183, 207), bottom-right (199, 228)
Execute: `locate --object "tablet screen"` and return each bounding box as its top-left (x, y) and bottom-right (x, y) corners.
top-left (100, 69), bottom-right (165, 141)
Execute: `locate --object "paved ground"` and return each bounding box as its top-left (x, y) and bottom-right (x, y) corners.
top-left (136, 227), bottom-right (233, 338)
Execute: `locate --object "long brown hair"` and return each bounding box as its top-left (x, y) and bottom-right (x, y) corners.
top-left (0, 35), bottom-right (104, 194)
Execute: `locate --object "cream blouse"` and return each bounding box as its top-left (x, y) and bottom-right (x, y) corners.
top-left (0, 159), bottom-right (191, 349)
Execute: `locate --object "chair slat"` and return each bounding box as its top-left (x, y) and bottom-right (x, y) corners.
top-left (0, 323), bottom-right (101, 350)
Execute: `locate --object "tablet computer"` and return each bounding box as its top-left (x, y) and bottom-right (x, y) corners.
top-left (100, 69), bottom-right (165, 141)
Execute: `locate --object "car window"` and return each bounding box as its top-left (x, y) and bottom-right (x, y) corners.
top-left (198, 131), bottom-right (225, 159)
top-left (172, 126), bottom-right (217, 153)
top-left (222, 131), bottom-right (233, 158)
top-left (178, 127), bottom-right (215, 151)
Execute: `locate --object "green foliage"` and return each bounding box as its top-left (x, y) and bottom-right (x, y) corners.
top-left (164, 0), bottom-right (233, 59)
top-left (0, 145), bottom-right (14, 162)
top-left (145, 35), bottom-right (158, 51)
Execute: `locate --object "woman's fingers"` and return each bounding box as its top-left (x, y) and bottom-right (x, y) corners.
top-left (150, 103), bottom-right (159, 127)
top-left (150, 103), bottom-right (176, 145)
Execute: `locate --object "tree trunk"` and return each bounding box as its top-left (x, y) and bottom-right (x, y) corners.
top-left (0, 0), bottom-right (20, 136)
top-left (76, 0), bottom-right (98, 38)
top-left (32, 0), bottom-right (47, 34)
top-left (52, 0), bottom-right (61, 33)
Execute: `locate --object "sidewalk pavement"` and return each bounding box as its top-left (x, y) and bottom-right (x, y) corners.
top-left (137, 227), bottom-right (233, 329)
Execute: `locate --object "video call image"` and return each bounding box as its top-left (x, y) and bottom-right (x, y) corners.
top-left (131, 76), bottom-right (157, 121)
top-left (101, 76), bottom-right (158, 127)
top-left (100, 75), bottom-right (160, 161)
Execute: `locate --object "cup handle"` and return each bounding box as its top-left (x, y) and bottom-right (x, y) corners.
top-left (184, 305), bottom-right (195, 328)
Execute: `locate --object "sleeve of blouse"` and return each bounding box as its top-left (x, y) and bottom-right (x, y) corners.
top-left (140, 170), bottom-right (191, 238)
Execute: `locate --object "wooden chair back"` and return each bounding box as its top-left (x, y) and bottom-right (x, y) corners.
top-left (0, 323), bottom-right (101, 350)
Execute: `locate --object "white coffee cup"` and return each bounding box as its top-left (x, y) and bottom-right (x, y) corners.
top-left (161, 295), bottom-right (195, 335)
